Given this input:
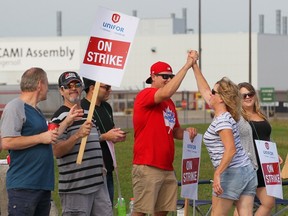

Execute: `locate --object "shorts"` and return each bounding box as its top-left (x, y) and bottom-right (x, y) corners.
top-left (213, 163), bottom-right (257, 200)
top-left (132, 165), bottom-right (178, 214)
top-left (60, 184), bottom-right (112, 216)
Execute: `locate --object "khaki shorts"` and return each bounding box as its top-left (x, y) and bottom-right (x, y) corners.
top-left (132, 165), bottom-right (178, 214)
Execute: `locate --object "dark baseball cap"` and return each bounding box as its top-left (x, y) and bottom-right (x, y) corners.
top-left (58, 71), bottom-right (82, 87)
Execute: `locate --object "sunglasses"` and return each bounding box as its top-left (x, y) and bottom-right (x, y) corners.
top-left (211, 89), bottom-right (218, 95)
top-left (242, 92), bottom-right (255, 99)
top-left (62, 82), bottom-right (82, 89)
top-left (100, 85), bottom-right (111, 91)
top-left (155, 74), bottom-right (175, 80)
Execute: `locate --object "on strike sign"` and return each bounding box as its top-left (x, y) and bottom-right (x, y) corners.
top-left (83, 37), bottom-right (130, 69)
top-left (181, 132), bottom-right (202, 200)
top-left (79, 7), bottom-right (139, 87)
top-left (182, 158), bottom-right (199, 185)
top-left (255, 140), bottom-right (283, 199)
top-left (262, 162), bottom-right (281, 185)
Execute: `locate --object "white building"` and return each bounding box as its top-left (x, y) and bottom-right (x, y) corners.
top-left (0, 15), bottom-right (287, 93)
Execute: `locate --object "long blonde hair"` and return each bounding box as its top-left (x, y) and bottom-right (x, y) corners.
top-left (216, 77), bottom-right (241, 122)
top-left (238, 82), bottom-right (267, 121)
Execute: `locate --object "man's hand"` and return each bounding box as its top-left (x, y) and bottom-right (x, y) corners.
top-left (65, 104), bottom-right (84, 126)
top-left (102, 128), bottom-right (127, 143)
top-left (41, 130), bottom-right (59, 145)
top-left (185, 127), bottom-right (198, 141)
top-left (76, 121), bottom-right (93, 138)
top-left (187, 50), bottom-right (199, 67)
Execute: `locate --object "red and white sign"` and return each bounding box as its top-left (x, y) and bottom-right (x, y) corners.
top-left (181, 132), bottom-right (202, 200)
top-left (79, 7), bottom-right (139, 87)
top-left (83, 37), bottom-right (130, 69)
top-left (255, 140), bottom-right (283, 199)
top-left (182, 158), bottom-right (199, 185)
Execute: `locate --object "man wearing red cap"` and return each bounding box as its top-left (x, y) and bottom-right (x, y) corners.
top-left (132, 50), bottom-right (198, 216)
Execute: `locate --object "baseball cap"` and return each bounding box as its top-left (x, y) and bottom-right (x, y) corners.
top-left (83, 77), bottom-right (96, 91)
top-left (145, 61), bottom-right (173, 84)
top-left (58, 71), bottom-right (82, 87)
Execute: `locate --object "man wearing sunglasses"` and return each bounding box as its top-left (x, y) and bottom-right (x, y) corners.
top-left (132, 51), bottom-right (198, 216)
top-left (82, 77), bottom-right (126, 205)
top-left (51, 71), bottom-right (112, 216)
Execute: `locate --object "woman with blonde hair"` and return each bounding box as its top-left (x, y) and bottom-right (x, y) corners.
top-left (238, 82), bottom-right (282, 216)
top-left (191, 58), bottom-right (257, 216)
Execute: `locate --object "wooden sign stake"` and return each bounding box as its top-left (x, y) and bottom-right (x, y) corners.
top-left (76, 81), bottom-right (100, 164)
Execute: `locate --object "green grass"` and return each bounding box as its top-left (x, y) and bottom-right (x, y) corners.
top-left (1, 119), bottom-right (288, 215)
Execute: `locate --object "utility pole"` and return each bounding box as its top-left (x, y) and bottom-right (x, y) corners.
top-left (57, 11), bottom-right (62, 37)
top-left (198, 0), bottom-right (202, 70)
top-left (249, 0), bottom-right (252, 83)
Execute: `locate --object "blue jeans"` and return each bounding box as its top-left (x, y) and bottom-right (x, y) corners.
top-left (106, 172), bottom-right (114, 205)
top-left (7, 189), bottom-right (51, 216)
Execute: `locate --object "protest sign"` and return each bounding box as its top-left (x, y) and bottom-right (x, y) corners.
top-left (255, 140), bottom-right (283, 199)
top-left (181, 132), bottom-right (202, 200)
top-left (79, 6), bottom-right (139, 87)
top-left (76, 7), bottom-right (139, 164)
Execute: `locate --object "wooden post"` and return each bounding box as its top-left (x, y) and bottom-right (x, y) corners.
top-left (76, 82), bottom-right (100, 164)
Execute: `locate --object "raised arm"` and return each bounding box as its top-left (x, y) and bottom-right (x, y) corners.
top-left (191, 61), bottom-right (212, 106)
top-left (154, 50), bottom-right (198, 104)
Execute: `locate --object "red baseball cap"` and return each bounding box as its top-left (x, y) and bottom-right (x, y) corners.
top-left (145, 61), bottom-right (173, 84)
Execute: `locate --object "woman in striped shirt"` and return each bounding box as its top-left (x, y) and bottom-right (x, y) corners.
top-left (191, 60), bottom-right (257, 216)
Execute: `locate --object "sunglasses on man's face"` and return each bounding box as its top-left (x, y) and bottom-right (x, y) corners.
top-left (62, 82), bottom-right (82, 90)
top-left (242, 92), bottom-right (255, 99)
top-left (100, 85), bottom-right (111, 91)
top-left (155, 74), bottom-right (175, 80)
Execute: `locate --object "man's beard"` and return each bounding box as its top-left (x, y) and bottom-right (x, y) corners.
top-left (69, 95), bottom-right (81, 103)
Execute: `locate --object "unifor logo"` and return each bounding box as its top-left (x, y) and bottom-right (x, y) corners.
top-left (112, 13), bottom-right (120, 23)
top-left (265, 142), bottom-right (270, 150)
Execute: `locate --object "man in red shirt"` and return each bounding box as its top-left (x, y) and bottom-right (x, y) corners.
top-left (132, 50), bottom-right (198, 216)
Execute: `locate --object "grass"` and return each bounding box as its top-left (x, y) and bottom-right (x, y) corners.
top-left (1, 119), bottom-right (288, 215)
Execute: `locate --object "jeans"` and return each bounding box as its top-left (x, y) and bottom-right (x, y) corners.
top-left (7, 189), bottom-right (51, 216)
top-left (213, 163), bottom-right (257, 200)
top-left (106, 172), bottom-right (114, 205)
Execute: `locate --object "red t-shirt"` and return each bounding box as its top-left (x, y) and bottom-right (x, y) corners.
top-left (133, 88), bottom-right (180, 171)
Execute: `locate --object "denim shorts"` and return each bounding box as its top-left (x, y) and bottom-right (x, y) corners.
top-left (213, 163), bottom-right (257, 200)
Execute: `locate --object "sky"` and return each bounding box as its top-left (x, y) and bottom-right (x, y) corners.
top-left (1, 0), bottom-right (288, 37)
